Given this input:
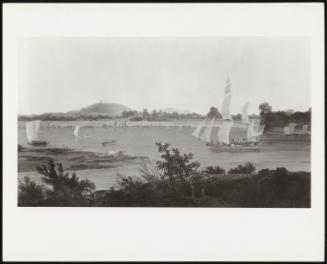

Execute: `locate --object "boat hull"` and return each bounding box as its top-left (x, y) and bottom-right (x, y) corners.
top-left (27, 140), bottom-right (48, 146)
top-left (208, 143), bottom-right (260, 152)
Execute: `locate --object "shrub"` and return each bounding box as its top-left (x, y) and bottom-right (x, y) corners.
top-left (203, 166), bottom-right (226, 175)
top-left (36, 160), bottom-right (96, 206)
top-left (18, 176), bottom-right (46, 206)
top-left (228, 162), bottom-right (256, 174)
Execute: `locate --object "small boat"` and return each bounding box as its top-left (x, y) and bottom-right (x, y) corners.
top-left (102, 140), bottom-right (117, 146)
top-left (25, 120), bottom-right (48, 146)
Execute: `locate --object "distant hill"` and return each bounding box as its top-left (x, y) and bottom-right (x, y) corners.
top-left (79, 102), bottom-right (131, 115)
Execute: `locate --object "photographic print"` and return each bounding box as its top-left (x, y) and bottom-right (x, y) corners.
top-left (4, 3), bottom-right (324, 262)
top-left (18, 37), bottom-right (311, 208)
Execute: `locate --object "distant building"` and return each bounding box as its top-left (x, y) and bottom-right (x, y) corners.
top-left (286, 109), bottom-right (294, 116)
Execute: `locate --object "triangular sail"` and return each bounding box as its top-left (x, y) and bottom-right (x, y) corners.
top-left (247, 120), bottom-right (264, 142)
top-left (247, 120), bottom-right (254, 140)
top-left (241, 102), bottom-right (249, 124)
top-left (221, 78), bottom-right (232, 120)
top-left (192, 119), bottom-right (206, 139)
top-left (225, 77), bottom-right (231, 94)
top-left (200, 117), bottom-right (216, 143)
top-left (217, 121), bottom-right (233, 145)
top-left (221, 93), bottom-right (232, 120)
top-left (25, 120), bottom-right (41, 143)
top-left (73, 126), bottom-right (80, 137)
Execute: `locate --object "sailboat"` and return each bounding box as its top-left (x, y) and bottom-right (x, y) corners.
top-left (25, 120), bottom-right (48, 146)
top-left (73, 126), bottom-right (80, 137)
top-left (209, 79), bottom-right (262, 151)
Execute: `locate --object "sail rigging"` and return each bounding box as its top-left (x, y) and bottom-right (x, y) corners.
top-left (217, 121), bottom-right (233, 145)
top-left (247, 120), bottom-right (265, 141)
top-left (25, 120), bottom-right (41, 143)
top-left (192, 119), bottom-right (207, 139)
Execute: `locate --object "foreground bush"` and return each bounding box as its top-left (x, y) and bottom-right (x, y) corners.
top-left (18, 143), bottom-right (310, 208)
top-left (19, 160), bottom-right (96, 206)
top-left (228, 162), bottom-right (256, 174)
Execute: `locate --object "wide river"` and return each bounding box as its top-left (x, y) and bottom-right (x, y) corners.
top-left (18, 120), bottom-right (310, 190)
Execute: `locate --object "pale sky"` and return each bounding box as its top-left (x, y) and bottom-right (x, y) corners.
top-left (18, 37), bottom-right (310, 115)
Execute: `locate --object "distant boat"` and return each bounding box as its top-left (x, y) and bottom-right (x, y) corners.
top-left (73, 126), bottom-right (80, 137)
top-left (102, 140), bottom-right (117, 146)
top-left (25, 120), bottom-right (48, 146)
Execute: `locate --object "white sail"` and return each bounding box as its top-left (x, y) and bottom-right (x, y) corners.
top-left (241, 102), bottom-right (249, 124)
top-left (221, 93), bottom-right (232, 120)
top-left (247, 120), bottom-right (254, 140)
top-left (225, 77), bottom-right (231, 94)
top-left (247, 121), bottom-right (264, 141)
top-left (192, 119), bottom-right (206, 139)
top-left (73, 126), bottom-right (80, 137)
top-left (200, 117), bottom-right (216, 143)
top-left (217, 121), bottom-right (233, 145)
top-left (25, 120), bottom-right (41, 143)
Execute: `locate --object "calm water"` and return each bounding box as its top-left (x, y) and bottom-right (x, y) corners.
top-left (18, 121), bottom-right (310, 190)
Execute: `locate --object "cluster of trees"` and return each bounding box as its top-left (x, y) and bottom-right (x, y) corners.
top-left (259, 103), bottom-right (311, 130)
top-left (122, 109), bottom-right (204, 121)
top-left (19, 142), bottom-right (310, 208)
top-left (18, 113), bottom-right (117, 121)
top-left (18, 103), bottom-right (311, 129)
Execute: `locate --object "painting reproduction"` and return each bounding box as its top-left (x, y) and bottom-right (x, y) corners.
top-left (18, 37), bottom-right (311, 207)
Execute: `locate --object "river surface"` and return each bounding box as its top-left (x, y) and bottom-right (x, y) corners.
top-left (18, 120), bottom-right (310, 190)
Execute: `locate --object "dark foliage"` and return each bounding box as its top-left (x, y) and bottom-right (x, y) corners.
top-left (18, 160), bottom-right (96, 206)
top-left (204, 166), bottom-right (226, 175)
top-left (228, 162), bottom-right (256, 174)
top-left (207, 107), bottom-right (222, 119)
top-left (18, 145), bottom-right (310, 208)
top-left (18, 177), bottom-right (46, 206)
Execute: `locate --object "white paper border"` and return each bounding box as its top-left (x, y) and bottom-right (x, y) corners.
top-left (3, 3), bottom-right (325, 261)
